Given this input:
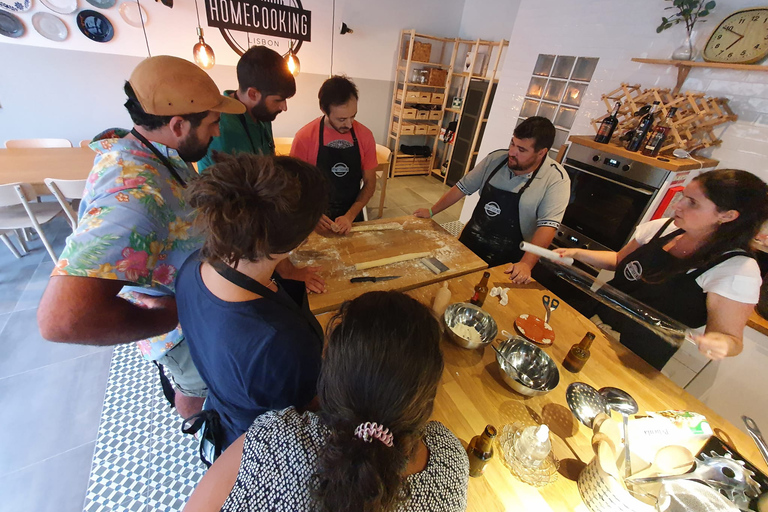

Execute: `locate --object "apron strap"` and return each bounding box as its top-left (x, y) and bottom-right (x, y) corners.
top-left (130, 128), bottom-right (187, 187)
top-left (485, 154), bottom-right (540, 196)
top-left (237, 114), bottom-right (258, 154)
top-left (318, 116), bottom-right (359, 148)
top-left (210, 260), bottom-right (324, 342)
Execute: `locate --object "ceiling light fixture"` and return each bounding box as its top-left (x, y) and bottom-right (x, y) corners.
top-left (286, 42), bottom-right (300, 76)
top-left (193, 0), bottom-right (215, 69)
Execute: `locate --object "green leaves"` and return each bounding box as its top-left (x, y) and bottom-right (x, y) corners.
top-left (657, 0), bottom-right (715, 33)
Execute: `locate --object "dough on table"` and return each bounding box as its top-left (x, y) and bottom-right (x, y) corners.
top-left (354, 251), bottom-right (431, 271)
top-left (349, 222), bottom-right (402, 232)
top-left (450, 323), bottom-right (482, 344)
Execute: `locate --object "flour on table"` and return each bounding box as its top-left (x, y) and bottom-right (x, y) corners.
top-left (450, 323), bottom-right (482, 343)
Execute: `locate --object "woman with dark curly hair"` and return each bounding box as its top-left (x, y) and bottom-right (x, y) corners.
top-left (176, 153), bottom-right (328, 451)
top-left (184, 291), bottom-right (469, 512)
top-left (556, 169), bottom-right (768, 370)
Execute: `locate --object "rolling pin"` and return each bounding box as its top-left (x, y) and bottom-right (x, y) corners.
top-left (432, 282), bottom-right (452, 316)
top-left (520, 242), bottom-right (574, 265)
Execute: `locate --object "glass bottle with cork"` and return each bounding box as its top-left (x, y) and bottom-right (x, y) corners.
top-left (469, 271), bottom-right (491, 307)
top-left (467, 424), bottom-right (497, 477)
top-left (642, 107), bottom-right (678, 157)
top-left (562, 332), bottom-right (596, 373)
top-left (627, 101), bottom-right (660, 152)
top-left (594, 101), bottom-right (621, 144)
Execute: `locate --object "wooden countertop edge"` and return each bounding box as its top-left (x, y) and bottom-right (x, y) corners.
top-left (747, 311), bottom-right (768, 337)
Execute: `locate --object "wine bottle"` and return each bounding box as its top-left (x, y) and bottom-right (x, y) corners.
top-left (626, 101), bottom-right (659, 152)
top-left (594, 101), bottom-right (621, 144)
top-left (469, 271), bottom-right (490, 307)
top-left (642, 107), bottom-right (678, 157)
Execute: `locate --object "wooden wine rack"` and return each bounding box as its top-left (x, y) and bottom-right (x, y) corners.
top-left (590, 83), bottom-right (737, 155)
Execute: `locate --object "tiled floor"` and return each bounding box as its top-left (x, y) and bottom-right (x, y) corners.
top-left (0, 176), bottom-right (463, 512)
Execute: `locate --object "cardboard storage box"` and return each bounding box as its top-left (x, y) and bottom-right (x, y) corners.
top-left (429, 110), bottom-right (441, 120)
top-left (416, 111), bottom-right (429, 120)
top-left (431, 93), bottom-right (445, 104)
top-left (427, 125), bottom-right (440, 135)
top-left (414, 124), bottom-right (428, 135)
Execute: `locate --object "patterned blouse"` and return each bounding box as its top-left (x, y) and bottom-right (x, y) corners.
top-left (52, 128), bottom-right (203, 360)
top-left (221, 408), bottom-right (469, 512)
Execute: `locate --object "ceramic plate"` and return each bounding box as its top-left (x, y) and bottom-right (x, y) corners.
top-left (76, 9), bottom-right (113, 42)
top-left (40, 0), bottom-right (77, 14)
top-left (0, 0), bottom-right (32, 12)
top-left (118, 0), bottom-right (145, 27)
top-left (32, 11), bottom-right (67, 40)
top-left (0, 9), bottom-right (24, 37)
top-left (86, 0), bottom-right (114, 7)
top-left (514, 314), bottom-right (555, 346)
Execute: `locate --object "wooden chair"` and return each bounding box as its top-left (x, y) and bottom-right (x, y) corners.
top-left (372, 144), bottom-right (392, 219)
top-left (44, 178), bottom-right (86, 231)
top-left (0, 182), bottom-right (63, 263)
top-left (274, 136), bottom-right (293, 156)
top-left (4, 138), bottom-right (73, 149)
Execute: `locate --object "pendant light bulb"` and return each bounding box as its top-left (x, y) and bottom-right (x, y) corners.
top-left (193, 26), bottom-right (215, 69)
top-left (285, 46), bottom-right (300, 76)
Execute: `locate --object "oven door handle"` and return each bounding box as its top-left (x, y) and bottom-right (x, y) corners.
top-left (571, 166), bottom-right (654, 196)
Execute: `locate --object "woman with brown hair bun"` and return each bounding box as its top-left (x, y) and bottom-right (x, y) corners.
top-left (176, 153), bottom-right (328, 452)
top-left (184, 291), bottom-right (469, 512)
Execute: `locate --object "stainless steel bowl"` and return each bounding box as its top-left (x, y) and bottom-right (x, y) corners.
top-left (495, 336), bottom-right (560, 396)
top-left (443, 302), bottom-right (498, 349)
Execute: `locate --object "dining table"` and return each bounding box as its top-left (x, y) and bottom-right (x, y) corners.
top-left (291, 215), bottom-right (487, 314)
top-left (0, 146), bottom-right (95, 196)
top-left (315, 264), bottom-right (768, 512)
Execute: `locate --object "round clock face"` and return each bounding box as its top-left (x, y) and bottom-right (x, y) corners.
top-left (703, 8), bottom-right (768, 64)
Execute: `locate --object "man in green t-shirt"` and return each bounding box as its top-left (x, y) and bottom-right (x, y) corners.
top-left (198, 46), bottom-right (296, 171)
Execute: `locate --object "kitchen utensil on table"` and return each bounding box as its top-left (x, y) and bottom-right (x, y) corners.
top-left (498, 422), bottom-right (560, 487)
top-left (657, 480), bottom-right (739, 512)
top-left (420, 257), bottom-right (449, 274)
top-left (543, 295), bottom-right (559, 324)
top-left (631, 452), bottom-right (760, 509)
top-left (540, 259), bottom-right (698, 349)
top-left (493, 336), bottom-right (559, 396)
top-left (349, 275), bottom-right (400, 283)
top-left (566, 382), bottom-right (610, 429)
top-left (514, 314), bottom-right (555, 345)
top-left (443, 302), bottom-right (497, 349)
top-left (599, 387), bottom-right (638, 479)
top-left (743, 415), bottom-right (768, 467)
top-left (626, 445), bottom-right (694, 481)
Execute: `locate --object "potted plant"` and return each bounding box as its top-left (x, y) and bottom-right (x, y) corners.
top-left (656, 0), bottom-right (716, 60)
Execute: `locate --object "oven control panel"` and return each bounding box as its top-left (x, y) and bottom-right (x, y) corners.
top-left (555, 224), bottom-right (611, 253)
top-left (567, 143), bottom-right (669, 189)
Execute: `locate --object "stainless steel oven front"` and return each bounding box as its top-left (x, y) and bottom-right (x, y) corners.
top-left (555, 143), bottom-right (670, 252)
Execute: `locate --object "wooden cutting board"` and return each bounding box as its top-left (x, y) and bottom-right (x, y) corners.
top-left (291, 216), bottom-right (487, 314)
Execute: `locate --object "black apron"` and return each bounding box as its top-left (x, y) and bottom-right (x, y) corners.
top-left (316, 117), bottom-right (364, 221)
top-left (599, 218), bottom-right (751, 370)
top-left (458, 158), bottom-right (538, 267)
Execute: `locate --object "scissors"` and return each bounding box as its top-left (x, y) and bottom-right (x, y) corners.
top-left (542, 295), bottom-right (560, 324)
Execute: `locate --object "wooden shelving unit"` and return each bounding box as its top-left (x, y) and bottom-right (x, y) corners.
top-left (632, 58), bottom-right (768, 95)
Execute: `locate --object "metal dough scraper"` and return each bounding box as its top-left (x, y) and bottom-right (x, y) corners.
top-left (421, 257), bottom-right (449, 274)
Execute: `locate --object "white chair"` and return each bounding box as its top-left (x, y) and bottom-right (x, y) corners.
top-left (1, 229), bottom-right (22, 259)
top-left (45, 178), bottom-right (86, 231)
top-left (5, 138), bottom-right (73, 149)
top-left (0, 182), bottom-right (63, 263)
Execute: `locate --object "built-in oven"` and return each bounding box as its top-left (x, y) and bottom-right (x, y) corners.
top-left (554, 143), bottom-right (671, 253)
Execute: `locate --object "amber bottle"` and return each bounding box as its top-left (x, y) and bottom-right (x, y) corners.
top-left (467, 424), bottom-right (497, 477)
top-left (562, 332), bottom-right (596, 373)
top-left (469, 272), bottom-right (491, 307)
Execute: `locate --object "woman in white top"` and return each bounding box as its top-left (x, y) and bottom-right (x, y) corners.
top-left (556, 169), bottom-right (768, 370)
top-left (184, 291), bottom-right (469, 512)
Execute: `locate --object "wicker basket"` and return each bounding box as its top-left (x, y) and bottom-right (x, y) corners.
top-left (428, 68), bottom-right (448, 87)
top-left (411, 41), bottom-right (432, 62)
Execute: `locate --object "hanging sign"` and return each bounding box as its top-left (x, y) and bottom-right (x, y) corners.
top-left (204, 0), bottom-right (311, 42)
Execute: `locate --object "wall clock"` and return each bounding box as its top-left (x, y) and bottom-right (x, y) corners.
top-left (703, 7), bottom-right (768, 64)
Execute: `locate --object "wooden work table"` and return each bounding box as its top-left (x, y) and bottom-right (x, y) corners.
top-left (317, 265), bottom-right (767, 511)
top-left (292, 216), bottom-right (487, 314)
top-left (0, 146), bottom-right (95, 195)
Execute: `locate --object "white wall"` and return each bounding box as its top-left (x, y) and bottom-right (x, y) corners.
top-left (458, 0), bottom-right (520, 42)
top-left (0, 0), bottom-right (467, 144)
top-left (462, 0), bottom-right (768, 222)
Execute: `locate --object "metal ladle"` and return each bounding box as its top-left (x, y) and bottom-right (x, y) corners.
top-left (599, 386), bottom-right (638, 479)
top-left (566, 382), bottom-right (609, 429)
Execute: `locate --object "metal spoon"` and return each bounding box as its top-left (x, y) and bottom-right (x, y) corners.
top-left (599, 386), bottom-right (638, 479)
top-left (742, 415), bottom-right (768, 466)
top-left (566, 382), bottom-right (609, 429)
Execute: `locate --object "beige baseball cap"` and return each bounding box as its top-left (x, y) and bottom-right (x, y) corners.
top-left (129, 55), bottom-right (245, 116)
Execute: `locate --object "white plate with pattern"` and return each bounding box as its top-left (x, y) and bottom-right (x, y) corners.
top-left (40, 0), bottom-right (77, 14)
top-left (32, 11), bottom-right (67, 40)
top-left (0, 0), bottom-right (32, 12)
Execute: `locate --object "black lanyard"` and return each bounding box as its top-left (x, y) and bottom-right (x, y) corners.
top-left (210, 260), bottom-right (324, 342)
top-left (237, 115), bottom-right (275, 155)
top-left (130, 128), bottom-right (187, 187)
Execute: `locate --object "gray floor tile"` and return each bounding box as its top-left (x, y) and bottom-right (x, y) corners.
top-left (0, 258), bottom-right (39, 315)
top-left (388, 188), bottom-right (429, 208)
top-left (0, 348), bottom-right (113, 475)
top-left (14, 257), bottom-right (55, 312)
top-left (0, 313), bottom-right (9, 335)
top-left (380, 205), bottom-right (408, 219)
top-left (0, 441), bottom-right (95, 512)
top-left (0, 308), bottom-right (110, 379)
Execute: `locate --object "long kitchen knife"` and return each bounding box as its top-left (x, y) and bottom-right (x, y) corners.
top-left (350, 275), bottom-right (401, 283)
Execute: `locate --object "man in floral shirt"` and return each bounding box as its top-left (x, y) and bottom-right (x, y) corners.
top-left (38, 56), bottom-right (245, 418)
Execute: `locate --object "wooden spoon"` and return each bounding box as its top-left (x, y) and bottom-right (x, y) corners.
top-left (626, 445), bottom-right (694, 482)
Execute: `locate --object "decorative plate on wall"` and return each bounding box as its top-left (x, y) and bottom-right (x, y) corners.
top-left (40, 0), bottom-right (77, 14)
top-left (118, 0), bottom-right (146, 28)
top-left (0, 0), bottom-right (32, 12)
top-left (76, 9), bottom-right (113, 42)
top-left (86, 0), bottom-right (115, 8)
top-left (0, 9), bottom-right (25, 37)
top-left (32, 11), bottom-right (67, 41)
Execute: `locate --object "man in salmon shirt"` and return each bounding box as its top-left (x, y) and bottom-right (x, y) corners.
top-left (290, 76), bottom-right (378, 235)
